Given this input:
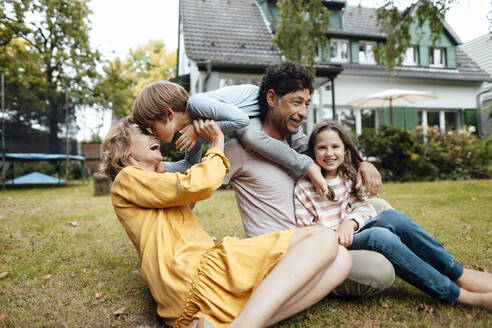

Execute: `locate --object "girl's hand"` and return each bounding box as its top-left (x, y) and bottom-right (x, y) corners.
top-left (193, 119), bottom-right (224, 151)
top-left (307, 162), bottom-right (328, 196)
top-left (176, 123), bottom-right (199, 151)
top-left (336, 219), bottom-right (357, 247)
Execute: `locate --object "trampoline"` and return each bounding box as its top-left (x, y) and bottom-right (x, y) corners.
top-left (1, 153), bottom-right (85, 186)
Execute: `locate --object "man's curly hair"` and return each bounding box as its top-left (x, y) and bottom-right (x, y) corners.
top-left (258, 61), bottom-right (313, 121)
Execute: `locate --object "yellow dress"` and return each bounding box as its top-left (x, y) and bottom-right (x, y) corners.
top-left (111, 148), bottom-right (294, 328)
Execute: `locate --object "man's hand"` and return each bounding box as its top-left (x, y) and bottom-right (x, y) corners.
top-left (176, 123), bottom-right (199, 151)
top-left (193, 119), bottom-right (224, 151)
top-left (307, 162), bottom-right (328, 197)
top-left (336, 219), bottom-right (357, 247)
top-left (355, 162), bottom-right (382, 197)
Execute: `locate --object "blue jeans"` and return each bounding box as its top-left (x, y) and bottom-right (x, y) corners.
top-left (349, 209), bottom-right (463, 304)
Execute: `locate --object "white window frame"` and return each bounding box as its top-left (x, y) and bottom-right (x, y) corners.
top-left (358, 41), bottom-right (377, 65)
top-left (314, 44), bottom-right (322, 62)
top-left (429, 47), bottom-right (445, 68)
top-left (330, 39), bottom-right (349, 63)
top-left (402, 46), bottom-right (418, 66)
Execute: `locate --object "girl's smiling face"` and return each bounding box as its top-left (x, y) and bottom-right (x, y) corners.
top-left (314, 129), bottom-right (345, 179)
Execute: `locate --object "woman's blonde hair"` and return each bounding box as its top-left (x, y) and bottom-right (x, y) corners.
top-left (100, 116), bottom-right (135, 180)
top-left (133, 80), bottom-right (189, 129)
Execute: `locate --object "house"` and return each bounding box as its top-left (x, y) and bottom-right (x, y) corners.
top-left (177, 0), bottom-right (491, 135)
top-left (460, 33), bottom-right (492, 134)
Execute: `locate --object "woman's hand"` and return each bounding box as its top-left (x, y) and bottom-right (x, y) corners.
top-left (336, 219), bottom-right (358, 247)
top-left (355, 162), bottom-right (382, 197)
top-left (176, 123), bottom-right (199, 151)
top-left (193, 119), bottom-right (224, 151)
top-left (156, 162), bottom-right (166, 173)
top-left (307, 162), bottom-right (328, 197)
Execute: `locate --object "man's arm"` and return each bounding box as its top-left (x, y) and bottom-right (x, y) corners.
top-left (355, 162), bottom-right (382, 197)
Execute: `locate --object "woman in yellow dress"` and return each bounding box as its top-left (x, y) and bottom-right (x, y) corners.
top-left (101, 116), bottom-right (352, 328)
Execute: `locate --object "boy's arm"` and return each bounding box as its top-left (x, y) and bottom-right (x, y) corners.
top-left (235, 118), bottom-right (313, 178)
top-left (164, 138), bottom-right (206, 173)
top-left (187, 93), bottom-right (249, 133)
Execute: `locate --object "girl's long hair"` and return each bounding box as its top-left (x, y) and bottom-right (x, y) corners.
top-left (307, 121), bottom-right (364, 200)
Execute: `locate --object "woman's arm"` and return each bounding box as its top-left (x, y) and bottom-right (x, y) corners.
top-left (114, 120), bottom-right (227, 208)
top-left (112, 148), bottom-right (229, 209)
top-left (163, 137), bottom-right (206, 173)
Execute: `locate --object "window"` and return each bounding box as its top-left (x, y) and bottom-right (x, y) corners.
top-left (330, 39), bottom-right (349, 63)
top-left (402, 46), bottom-right (418, 66)
top-left (359, 41), bottom-right (376, 65)
top-left (429, 47), bottom-right (445, 67)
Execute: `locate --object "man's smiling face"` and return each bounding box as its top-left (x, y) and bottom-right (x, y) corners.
top-left (268, 88), bottom-right (310, 136)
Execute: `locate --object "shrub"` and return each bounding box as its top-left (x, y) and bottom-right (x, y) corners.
top-left (358, 126), bottom-right (492, 181)
top-left (418, 126), bottom-right (492, 180)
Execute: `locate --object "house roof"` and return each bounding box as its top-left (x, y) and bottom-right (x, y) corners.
top-left (342, 47), bottom-right (491, 82)
top-left (180, 0), bottom-right (280, 66)
top-left (460, 33), bottom-right (492, 75)
top-left (180, 0), bottom-right (490, 82)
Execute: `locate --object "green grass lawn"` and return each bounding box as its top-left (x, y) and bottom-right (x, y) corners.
top-left (0, 180), bottom-right (491, 327)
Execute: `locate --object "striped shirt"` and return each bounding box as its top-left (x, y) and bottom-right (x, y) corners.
top-left (294, 175), bottom-right (376, 231)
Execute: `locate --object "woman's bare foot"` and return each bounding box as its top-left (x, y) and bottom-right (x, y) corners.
top-left (456, 269), bottom-right (492, 293)
top-left (457, 289), bottom-right (492, 312)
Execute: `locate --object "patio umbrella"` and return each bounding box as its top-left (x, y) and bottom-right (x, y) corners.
top-left (348, 89), bottom-right (437, 125)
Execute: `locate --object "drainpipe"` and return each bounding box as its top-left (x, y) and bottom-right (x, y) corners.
top-left (331, 78), bottom-right (336, 120)
top-left (202, 60), bottom-right (212, 92)
top-left (176, 7), bottom-right (181, 77)
top-left (476, 84), bottom-right (492, 135)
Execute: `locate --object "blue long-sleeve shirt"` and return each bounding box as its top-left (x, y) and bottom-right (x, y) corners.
top-left (165, 84), bottom-right (313, 177)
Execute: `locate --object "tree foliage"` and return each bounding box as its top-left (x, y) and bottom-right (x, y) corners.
top-left (375, 0), bottom-right (453, 71)
top-left (272, 0), bottom-right (457, 72)
top-left (1, 0), bottom-right (100, 152)
top-left (272, 0), bottom-right (330, 72)
top-left (95, 40), bottom-right (177, 118)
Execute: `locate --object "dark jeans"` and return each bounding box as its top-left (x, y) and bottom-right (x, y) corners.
top-left (349, 209), bottom-right (463, 304)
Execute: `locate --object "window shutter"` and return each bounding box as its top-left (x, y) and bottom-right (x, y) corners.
top-left (446, 47), bottom-right (456, 68)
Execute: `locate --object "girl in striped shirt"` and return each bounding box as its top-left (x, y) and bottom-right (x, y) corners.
top-left (294, 121), bottom-right (492, 310)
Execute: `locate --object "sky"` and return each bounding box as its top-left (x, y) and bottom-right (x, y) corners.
top-left (81, 0), bottom-right (491, 141)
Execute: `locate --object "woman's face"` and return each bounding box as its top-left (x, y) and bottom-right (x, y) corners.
top-left (129, 126), bottom-right (163, 168)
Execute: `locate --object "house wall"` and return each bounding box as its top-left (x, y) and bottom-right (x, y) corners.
top-left (178, 21), bottom-right (190, 76)
top-left (317, 74), bottom-right (482, 135)
top-left (324, 74), bottom-right (482, 109)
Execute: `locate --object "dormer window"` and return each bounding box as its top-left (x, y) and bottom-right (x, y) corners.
top-left (430, 47), bottom-right (445, 67)
top-left (359, 41), bottom-right (376, 65)
top-left (330, 39), bottom-right (349, 63)
top-left (402, 46), bottom-right (418, 66)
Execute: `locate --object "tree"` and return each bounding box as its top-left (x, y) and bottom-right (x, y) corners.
top-left (1, 0), bottom-right (100, 152)
top-left (272, 0), bottom-right (330, 71)
top-left (95, 40), bottom-right (177, 118)
top-left (374, 0), bottom-right (454, 71)
top-left (272, 0), bottom-right (458, 72)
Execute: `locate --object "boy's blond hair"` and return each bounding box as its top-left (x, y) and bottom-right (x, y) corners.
top-left (100, 116), bottom-right (135, 180)
top-left (133, 81), bottom-right (189, 129)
